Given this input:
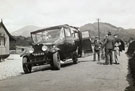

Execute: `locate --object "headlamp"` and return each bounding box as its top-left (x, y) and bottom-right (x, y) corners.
top-left (42, 46), bottom-right (48, 51)
top-left (53, 45), bottom-right (56, 48)
top-left (29, 48), bottom-right (34, 53)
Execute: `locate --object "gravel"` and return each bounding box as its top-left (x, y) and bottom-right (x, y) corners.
top-left (0, 54), bottom-right (23, 80)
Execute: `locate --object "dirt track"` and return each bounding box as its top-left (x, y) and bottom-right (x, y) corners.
top-left (0, 52), bottom-right (129, 91)
top-left (0, 54), bottom-right (23, 80)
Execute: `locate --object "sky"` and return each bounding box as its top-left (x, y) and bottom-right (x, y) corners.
top-left (0, 0), bottom-right (135, 33)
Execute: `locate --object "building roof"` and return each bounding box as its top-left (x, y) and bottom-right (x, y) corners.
top-left (0, 20), bottom-right (15, 41)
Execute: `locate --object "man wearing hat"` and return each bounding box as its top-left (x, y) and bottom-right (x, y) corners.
top-left (103, 32), bottom-right (115, 65)
top-left (93, 36), bottom-right (102, 63)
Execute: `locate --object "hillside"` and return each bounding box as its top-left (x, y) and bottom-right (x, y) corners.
top-left (80, 22), bottom-right (134, 41)
top-left (11, 23), bottom-right (135, 47)
top-left (12, 25), bottom-right (41, 37)
top-left (13, 36), bottom-right (32, 46)
top-left (125, 28), bottom-right (135, 35)
top-left (80, 22), bottom-right (121, 36)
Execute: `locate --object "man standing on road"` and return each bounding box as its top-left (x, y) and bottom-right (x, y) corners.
top-left (93, 37), bottom-right (102, 63)
top-left (103, 32), bottom-right (115, 65)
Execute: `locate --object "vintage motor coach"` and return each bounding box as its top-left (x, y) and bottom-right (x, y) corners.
top-left (21, 24), bottom-right (82, 73)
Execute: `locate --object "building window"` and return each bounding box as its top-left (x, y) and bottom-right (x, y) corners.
top-left (0, 37), bottom-right (5, 46)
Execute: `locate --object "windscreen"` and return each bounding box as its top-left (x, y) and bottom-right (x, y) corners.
top-left (31, 29), bottom-right (62, 43)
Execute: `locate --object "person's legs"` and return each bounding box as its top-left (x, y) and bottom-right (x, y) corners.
top-left (117, 50), bottom-right (120, 64)
top-left (110, 49), bottom-right (113, 65)
top-left (93, 50), bottom-right (96, 61)
top-left (116, 50), bottom-right (120, 64)
top-left (98, 50), bottom-right (100, 61)
top-left (101, 48), bottom-right (105, 60)
top-left (114, 51), bottom-right (118, 63)
top-left (107, 49), bottom-right (111, 64)
top-left (108, 52), bottom-right (111, 64)
top-left (108, 49), bottom-right (113, 65)
top-left (105, 49), bottom-right (109, 64)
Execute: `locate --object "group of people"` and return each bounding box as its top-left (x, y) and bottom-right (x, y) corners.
top-left (92, 32), bottom-right (125, 65)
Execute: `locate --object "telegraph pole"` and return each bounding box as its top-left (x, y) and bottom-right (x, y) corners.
top-left (97, 18), bottom-right (100, 40)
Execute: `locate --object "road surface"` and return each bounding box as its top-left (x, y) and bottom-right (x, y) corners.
top-left (0, 51), bottom-right (129, 91)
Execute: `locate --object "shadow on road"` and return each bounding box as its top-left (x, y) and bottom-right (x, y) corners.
top-left (78, 60), bottom-right (92, 63)
top-left (21, 55), bottom-right (94, 75)
top-left (21, 65), bottom-right (52, 75)
top-left (21, 57), bottom-right (93, 75)
top-left (21, 60), bottom-right (81, 74)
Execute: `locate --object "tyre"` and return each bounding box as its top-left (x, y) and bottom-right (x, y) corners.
top-left (72, 52), bottom-right (78, 64)
top-left (50, 60), bottom-right (54, 69)
top-left (22, 57), bottom-right (32, 74)
top-left (53, 52), bottom-right (61, 70)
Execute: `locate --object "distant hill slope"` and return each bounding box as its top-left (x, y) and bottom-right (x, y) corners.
top-left (80, 22), bottom-right (134, 41)
top-left (12, 23), bottom-right (135, 45)
top-left (125, 28), bottom-right (135, 35)
top-left (80, 22), bottom-right (121, 36)
top-left (13, 36), bottom-right (32, 46)
top-left (12, 25), bottom-right (42, 37)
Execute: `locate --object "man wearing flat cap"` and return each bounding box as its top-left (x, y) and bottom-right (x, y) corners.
top-left (103, 32), bottom-right (115, 65)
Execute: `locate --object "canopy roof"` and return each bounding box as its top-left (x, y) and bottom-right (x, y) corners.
top-left (31, 24), bottom-right (79, 34)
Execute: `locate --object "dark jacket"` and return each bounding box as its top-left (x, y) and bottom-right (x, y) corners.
top-left (94, 40), bottom-right (102, 50)
top-left (103, 35), bottom-right (115, 50)
top-left (114, 38), bottom-right (125, 52)
top-left (119, 40), bottom-right (125, 51)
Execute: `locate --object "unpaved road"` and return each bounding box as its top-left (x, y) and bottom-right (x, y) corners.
top-left (0, 51), bottom-right (129, 91)
top-left (0, 54), bottom-right (23, 80)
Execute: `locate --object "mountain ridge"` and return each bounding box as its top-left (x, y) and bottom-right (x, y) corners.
top-left (12, 25), bottom-right (42, 37)
top-left (12, 22), bottom-right (135, 41)
top-left (80, 22), bottom-right (135, 41)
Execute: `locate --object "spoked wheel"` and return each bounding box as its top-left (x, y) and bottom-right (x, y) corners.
top-left (52, 52), bottom-right (61, 70)
top-left (22, 57), bottom-right (32, 74)
top-left (72, 52), bottom-right (78, 64)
